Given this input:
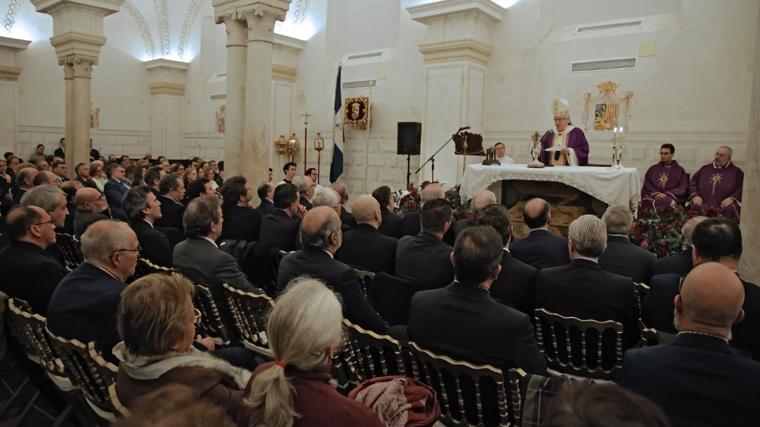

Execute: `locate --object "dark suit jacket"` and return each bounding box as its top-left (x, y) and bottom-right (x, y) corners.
top-left (642, 273), bottom-right (681, 333)
top-left (75, 176), bottom-right (98, 189)
top-left (173, 237), bottom-right (257, 293)
top-left (131, 219), bottom-right (172, 267)
top-left (221, 203), bottom-right (261, 242)
top-left (12, 187), bottom-right (27, 205)
top-left (104, 178), bottom-right (129, 220)
top-left (259, 210), bottom-right (300, 252)
top-left (510, 229), bottom-right (569, 269)
top-left (399, 211), bottom-right (420, 238)
top-left (652, 250), bottom-right (692, 276)
top-left (378, 207), bottom-right (403, 238)
top-left (336, 223), bottom-right (397, 274)
top-left (0, 241), bottom-right (68, 315)
top-left (733, 279), bottom-right (760, 359)
top-left (300, 195), bottom-right (313, 211)
top-left (491, 249), bottom-right (537, 314)
top-left (623, 334), bottom-right (760, 427)
top-left (599, 235), bottom-right (656, 284)
top-left (535, 259), bottom-right (639, 348)
top-left (451, 218), bottom-right (472, 239)
top-left (395, 231), bottom-right (453, 290)
top-left (155, 195), bottom-right (185, 229)
top-left (340, 206), bottom-right (357, 232)
top-left (61, 202), bottom-right (76, 235)
top-left (46, 262), bottom-right (126, 353)
top-left (408, 282), bottom-right (546, 374)
top-left (73, 209), bottom-right (109, 237)
top-left (54, 147), bottom-right (65, 159)
top-left (277, 247), bottom-right (388, 333)
top-left (255, 199), bottom-right (276, 219)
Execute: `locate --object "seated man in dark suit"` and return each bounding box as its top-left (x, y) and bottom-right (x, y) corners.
top-left (74, 162), bottom-right (98, 189)
top-left (155, 173), bottom-right (185, 229)
top-left (219, 175), bottom-right (260, 241)
top-left (598, 205), bottom-right (655, 284)
top-left (535, 215), bottom-right (639, 349)
top-left (259, 183), bottom-right (302, 252)
top-left (47, 220), bottom-right (138, 355)
top-left (372, 185), bottom-right (403, 238)
top-left (21, 184), bottom-right (70, 265)
top-left (399, 182), bottom-right (445, 238)
top-left (123, 185), bottom-right (172, 267)
top-left (0, 205), bottom-right (68, 314)
top-left (336, 194), bottom-right (397, 274)
top-left (510, 198), bottom-right (569, 268)
top-left (451, 190), bottom-right (497, 239)
top-left (651, 216), bottom-right (706, 276)
top-left (277, 206), bottom-right (388, 333)
top-left (72, 187), bottom-right (110, 237)
top-left (293, 175), bottom-right (315, 211)
top-left (12, 167), bottom-right (37, 205)
top-left (331, 181), bottom-right (356, 232)
top-left (408, 226), bottom-right (546, 374)
top-left (255, 182), bottom-right (275, 218)
top-left (173, 195), bottom-right (259, 293)
top-left (395, 198), bottom-right (454, 290)
top-left (623, 263), bottom-right (760, 427)
top-left (470, 204), bottom-right (536, 314)
top-left (103, 163), bottom-right (130, 220)
top-left (644, 217), bottom-right (759, 358)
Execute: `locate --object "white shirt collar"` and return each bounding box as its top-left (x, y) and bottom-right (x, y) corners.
top-left (143, 218), bottom-right (154, 229)
top-left (88, 261), bottom-right (122, 282)
top-left (573, 255), bottom-right (599, 263)
top-left (322, 249), bottom-right (334, 259)
top-left (200, 236), bottom-right (218, 248)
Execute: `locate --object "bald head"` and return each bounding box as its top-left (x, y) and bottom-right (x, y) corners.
top-left (677, 262), bottom-right (744, 335)
top-left (421, 183), bottom-right (445, 204)
top-left (301, 206), bottom-right (342, 251)
top-left (524, 198), bottom-right (550, 229)
top-left (74, 187), bottom-right (102, 207)
top-left (352, 194), bottom-right (381, 226)
top-left (472, 190), bottom-right (497, 211)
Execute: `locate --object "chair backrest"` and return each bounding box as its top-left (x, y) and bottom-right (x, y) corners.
top-left (222, 283), bottom-right (273, 356)
top-left (372, 272), bottom-right (416, 326)
top-left (56, 232), bottom-right (84, 270)
top-left (193, 284), bottom-right (232, 345)
top-left (534, 308), bottom-right (624, 380)
top-left (353, 269), bottom-right (376, 298)
top-left (129, 257), bottom-right (173, 282)
top-left (633, 282), bottom-right (658, 346)
top-left (408, 341), bottom-right (510, 427)
top-left (342, 319), bottom-right (406, 384)
top-left (5, 298), bottom-right (64, 376)
top-left (47, 332), bottom-right (117, 420)
top-left (508, 368), bottom-right (577, 427)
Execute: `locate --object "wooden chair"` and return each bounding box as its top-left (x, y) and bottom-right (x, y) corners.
top-left (193, 284), bottom-right (232, 346)
top-left (633, 282), bottom-right (658, 346)
top-left (408, 341), bottom-right (511, 427)
top-left (507, 368), bottom-right (578, 427)
top-left (56, 233), bottom-right (83, 271)
top-left (371, 272), bottom-right (416, 326)
top-left (534, 308), bottom-right (624, 381)
top-left (222, 283), bottom-right (274, 358)
top-left (46, 334), bottom-right (118, 424)
top-left (353, 269), bottom-right (375, 298)
top-left (128, 257), bottom-right (173, 282)
top-left (342, 320), bottom-right (406, 384)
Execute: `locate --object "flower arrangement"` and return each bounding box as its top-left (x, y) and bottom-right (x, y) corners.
top-left (393, 187), bottom-right (419, 216)
top-left (445, 184), bottom-right (470, 220)
top-left (630, 204), bottom-right (720, 257)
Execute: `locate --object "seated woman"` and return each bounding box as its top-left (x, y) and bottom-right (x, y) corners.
top-left (244, 277), bottom-right (384, 427)
top-left (114, 273), bottom-right (251, 425)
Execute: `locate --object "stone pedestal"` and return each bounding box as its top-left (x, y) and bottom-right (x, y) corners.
top-left (0, 36), bottom-right (31, 155)
top-left (145, 59), bottom-right (188, 159)
top-left (32, 0), bottom-right (123, 177)
top-left (407, 0), bottom-right (503, 187)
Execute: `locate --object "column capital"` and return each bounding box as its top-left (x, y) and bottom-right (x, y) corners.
top-left (61, 54), bottom-right (96, 78)
top-left (50, 32), bottom-right (106, 66)
top-left (223, 14), bottom-right (248, 48)
top-left (144, 58), bottom-right (188, 96)
top-left (0, 36), bottom-right (32, 81)
top-left (243, 5), bottom-right (287, 42)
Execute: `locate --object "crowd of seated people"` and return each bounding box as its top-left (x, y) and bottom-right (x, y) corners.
top-left (0, 146), bottom-right (759, 427)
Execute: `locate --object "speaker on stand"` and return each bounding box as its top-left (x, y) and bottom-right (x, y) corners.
top-left (397, 122), bottom-right (421, 190)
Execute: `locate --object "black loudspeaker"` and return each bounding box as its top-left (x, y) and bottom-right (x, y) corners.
top-left (397, 122), bottom-right (421, 155)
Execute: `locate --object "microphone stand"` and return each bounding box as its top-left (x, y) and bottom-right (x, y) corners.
top-left (415, 128), bottom-right (460, 182)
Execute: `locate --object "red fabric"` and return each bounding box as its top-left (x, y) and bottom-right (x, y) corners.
top-left (348, 376), bottom-right (440, 427)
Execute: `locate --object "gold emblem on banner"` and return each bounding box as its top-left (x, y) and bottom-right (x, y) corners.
top-left (344, 96), bottom-right (370, 129)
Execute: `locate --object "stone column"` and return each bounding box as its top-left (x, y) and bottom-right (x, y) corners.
top-left (0, 36), bottom-right (31, 155)
top-left (32, 0), bottom-right (123, 177)
top-left (222, 15), bottom-right (247, 177)
top-left (407, 0), bottom-right (503, 187)
top-left (738, 7), bottom-right (760, 283)
top-left (144, 59), bottom-right (188, 159)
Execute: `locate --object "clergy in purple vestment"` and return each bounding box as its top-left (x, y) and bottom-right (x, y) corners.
top-left (688, 146), bottom-right (743, 220)
top-left (539, 99), bottom-right (589, 166)
top-left (640, 143), bottom-right (689, 210)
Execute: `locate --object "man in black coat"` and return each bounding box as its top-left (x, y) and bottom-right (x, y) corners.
top-left (293, 175), bottom-right (315, 211)
top-left (155, 173), bottom-right (185, 229)
top-left (47, 221), bottom-right (138, 356)
top-left (277, 206), bottom-right (388, 334)
top-left (331, 182), bottom-right (356, 232)
top-left (535, 215), bottom-right (639, 349)
top-left (470, 204), bottom-right (536, 314)
top-left (123, 186), bottom-right (173, 267)
top-left (651, 216), bottom-right (707, 276)
top-left (408, 226), bottom-right (546, 375)
top-left (219, 176), bottom-right (261, 242)
top-left (74, 162), bottom-right (98, 189)
top-left (372, 186), bottom-right (403, 238)
top-left (255, 182), bottom-right (276, 218)
top-left (623, 263), bottom-right (760, 427)
top-left (0, 206), bottom-right (67, 314)
top-left (510, 198), bottom-right (569, 268)
top-left (395, 198), bottom-right (454, 290)
top-left (336, 194), bottom-right (397, 274)
top-left (103, 163), bottom-right (130, 221)
top-left (598, 205), bottom-right (655, 284)
top-left (260, 183), bottom-right (302, 252)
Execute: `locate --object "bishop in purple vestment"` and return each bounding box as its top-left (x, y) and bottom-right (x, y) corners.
top-left (640, 143), bottom-right (689, 210)
top-left (539, 99), bottom-right (589, 166)
top-left (689, 146), bottom-right (743, 220)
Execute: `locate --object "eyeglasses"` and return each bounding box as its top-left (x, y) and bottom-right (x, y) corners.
top-left (115, 245), bottom-right (142, 254)
top-left (31, 219), bottom-right (55, 228)
top-left (193, 308), bottom-right (202, 325)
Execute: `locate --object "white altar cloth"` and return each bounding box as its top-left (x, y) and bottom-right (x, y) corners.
top-left (461, 164), bottom-right (641, 207)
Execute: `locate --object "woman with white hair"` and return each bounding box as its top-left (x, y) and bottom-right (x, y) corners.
top-left (244, 278), bottom-right (383, 427)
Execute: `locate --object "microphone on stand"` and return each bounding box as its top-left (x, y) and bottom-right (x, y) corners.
top-left (457, 126), bottom-right (471, 133)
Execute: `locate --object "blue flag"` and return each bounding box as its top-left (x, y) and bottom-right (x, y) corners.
top-left (330, 66), bottom-right (344, 183)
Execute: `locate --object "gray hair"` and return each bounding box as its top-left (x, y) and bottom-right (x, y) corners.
top-left (292, 175), bottom-right (310, 192)
top-left (682, 216), bottom-right (707, 249)
top-left (472, 190), bottom-right (497, 211)
top-left (20, 184), bottom-right (65, 212)
top-left (311, 187), bottom-right (340, 209)
top-left (568, 215), bottom-right (607, 258)
top-left (420, 184), bottom-right (445, 203)
top-left (81, 220), bottom-right (132, 265)
top-left (602, 205), bottom-right (633, 235)
top-left (331, 182), bottom-right (349, 203)
top-left (123, 185), bottom-right (152, 221)
top-left (301, 214), bottom-right (341, 249)
top-left (183, 195), bottom-right (222, 237)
